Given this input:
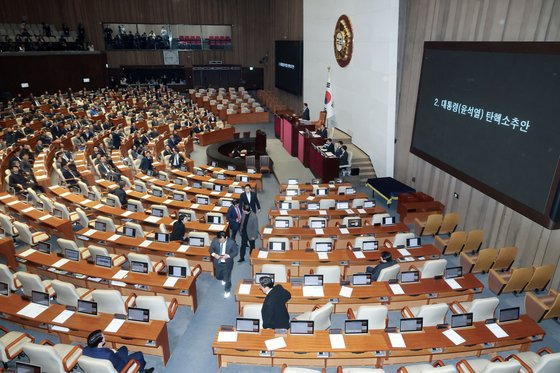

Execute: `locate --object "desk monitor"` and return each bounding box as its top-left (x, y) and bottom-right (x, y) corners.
top-left (362, 240), bottom-right (378, 252)
top-left (499, 307), bottom-right (520, 323)
top-left (0, 281), bottom-right (8, 296)
top-left (279, 202), bottom-right (292, 210)
top-left (400, 271), bottom-right (420, 283)
top-left (213, 184), bottom-right (223, 192)
top-left (189, 236), bottom-right (205, 247)
top-left (406, 237), bottom-right (421, 248)
top-left (236, 318), bottom-right (260, 333)
top-left (128, 307), bottom-right (150, 322)
top-left (135, 184), bottom-right (143, 192)
top-left (53, 209), bottom-right (63, 219)
top-left (87, 191), bottom-right (98, 201)
top-left (310, 220), bottom-right (326, 229)
top-left (288, 179), bottom-right (299, 185)
top-left (123, 227), bottom-right (136, 237)
top-left (95, 255), bottom-right (112, 268)
top-left (382, 216), bottom-right (396, 226)
top-left (197, 196), bottom-right (209, 205)
top-left (173, 192), bottom-right (184, 201)
top-left (316, 188), bottom-right (328, 196)
top-left (158, 173), bottom-right (167, 181)
top-left (94, 221), bottom-right (107, 232)
top-left (269, 241), bottom-right (286, 252)
top-left (152, 188), bottom-right (163, 197)
top-left (255, 272), bottom-right (275, 284)
top-left (240, 176), bottom-right (249, 182)
top-left (155, 232), bottom-right (169, 243)
top-left (64, 248), bottom-right (80, 262)
top-left (221, 199), bottom-right (232, 207)
top-left (451, 313), bottom-right (473, 328)
top-left (315, 242), bottom-right (332, 252)
top-left (364, 200), bottom-right (376, 208)
top-left (307, 202), bottom-right (320, 210)
top-left (77, 299), bottom-right (98, 315)
top-left (347, 218), bottom-right (362, 228)
top-left (152, 207), bottom-right (164, 217)
top-left (217, 173), bottom-right (226, 180)
top-left (37, 242), bottom-right (51, 254)
top-left (312, 179), bottom-right (320, 185)
top-left (234, 187), bottom-right (244, 194)
top-left (400, 317), bottom-right (423, 332)
top-left (174, 178), bottom-right (184, 185)
top-left (352, 273), bottom-right (372, 286)
top-left (445, 266), bottom-right (463, 279)
top-left (31, 290), bottom-right (49, 306)
top-left (168, 265), bottom-right (187, 278)
top-left (336, 201), bottom-right (349, 210)
top-left (227, 165), bottom-right (236, 171)
top-left (275, 219), bottom-right (290, 228)
top-left (106, 198), bottom-right (116, 207)
top-left (290, 320), bottom-right (314, 335)
top-left (286, 189), bottom-right (298, 196)
top-left (196, 170), bottom-right (205, 176)
top-left (345, 188), bottom-right (356, 195)
top-left (193, 181), bottom-right (202, 189)
top-left (207, 215), bottom-right (221, 224)
top-left (127, 203), bottom-right (138, 212)
top-left (303, 274), bottom-right (323, 286)
top-left (345, 319), bottom-right (368, 334)
top-left (35, 202), bottom-right (43, 211)
top-left (16, 362), bottom-right (41, 373)
top-left (130, 261), bottom-right (149, 274)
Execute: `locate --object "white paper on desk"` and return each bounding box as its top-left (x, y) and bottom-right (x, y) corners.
top-left (319, 210), bottom-right (327, 215)
top-left (358, 209), bottom-right (367, 214)
top-left (22, 207), bottom-right (34, 213)
top-left (51, 325), bottom-right (70, 332)
top-left (93, 204), bottom-right (104, 209)
top-left (163, 277), bottom-right (179, 287)
top-left (60, 192), bottom-right (71, 197)
top-left (330, 334), bottom-right (346, 349)
top-left (17, 303), bottom-right (49, 318)
top-left (52, 310), bottom-right (74, 324)
top-left (225, 193), bottom-right (233, 198)
top-left (345, 209), bottom-right (354, 215)
top-left (218, 331), bottom-right (238, 342)
top-left (210, 191), bottom-right (219, 195)
top-left (183, 186), bottom-right (192, 191)
top-left (263, 228), bottom-right (272, 235)
top-left (104, 318), bottom-right (126, 333)
top-left (52, 258), bottom-right (69, 268)
top-left (7, 200), bottom-right (19, 206)
top-left (339, 228), bottom-right (350, 235)
top-left (443, 328), bottom-right (465, 345)
top-left (84, 229), bottom-right (97, 237)
top-left (315, 228), bottom-right (324, 235)
top-left (112, 270), bottom-right (128, 280)
top-left (190, 203), bottom-right (199, 209)
top-left (140, 194), bottom-right (151, 200)
top-left (258, 250), bottom-right (268, 259)
top-left (389, 284), bottom-right (405, 295)
top-left (339, 286), bottom-right (353, 298)
top-left (307, 196), bottom-right (314, 201)
top-left (209, 178), bottom-right (216, 182)
top-left (139, 240), bottom-right (151, 248)
top-left (88, 277), bottom-right (102, 282)
top-left (486, 323), bottom-right (509, 338)
top-left (19, 248), bottom-right (36, 257)
top-left (38, 215), bottom-right (52, 221)
top-left (209, 224), bottom-right (224, 231)
top-left (388, 333), bottom-right (406, 348)
top-left (317, 252), bottom-right (328, 260)
top-left (239, 284), bottom-right (252, 295)
top-left (177, 245), bottom-right (190, 253)
top-left (445, 278), bottom-right (462, 290)
top-left (107, 234), bottom-right (120, 242)
top-left (144, 216), bottom-right (160, 224)
top-left (121, 211), bottom-right (134, 217)
top-left (265, 336), bottom-right (286, 351)
top-left (303, 286), bottom-right (324, 297)
top-left (80, 199), bottom-right (92, 205)
top-left (164, 199), bottom-right (173, 205)
top-left (212, 206), bottom-right (221, 212)
top-left (397, 248), bottom-right (411, 256)
top-left (0, 194), bottom-right (12, 200)
top-left (279, 210), bottom-right (288, 215)
top-left (353, 250), bottom-right (366, 259)
top-left (111, 280), bottom-right (126, 287)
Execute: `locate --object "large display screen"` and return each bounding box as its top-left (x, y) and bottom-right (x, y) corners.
top-left (275, 40), bottom-right (303, 95)
top-left (411, 42), bottom-right (560, 227)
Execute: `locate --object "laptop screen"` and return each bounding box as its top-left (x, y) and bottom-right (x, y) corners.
top-left (315, 242), bottom-right (332, 252)
top-left (135, 184), bottom-right (143, 192)
top-left (307, 202), bottom-right (320, 210)
top-left (189, 237), bottom-right (205, 247)
top-left (400, 318), bottom-right (423, 332)
top-left (168, 265), bottom-right (187, 278)
top-left (152, 208), bottom-right (164, 217)
top-left (345, 320), bottom-right (368, 334)
top-left (451, 313), bottom-right (473, 328)
top-left (382, 216), bottom-right (396, 225)
top-left (227, 165), bottom-right (236, 171)
top-left (400, 271), bottom-right (420, 283)
top-left (173, 192), bottom-right (185, 201)
top-left (65, 248), bottom-right (80, 262)
top-left (88, 191), bottom-right (97, 201)
top-left (197, 196), bottom-right (209, 205)
top-left (31, 290), bottom-right (49, 306)
top-left (94, 221), bottom-right (107, 232)
top-left (345, 188), bottom-right (356, 195)
top-left (286, 189), bottom-right (298, 196)
top-left (445, 266), bottom-right (463, 279)
top-left (288, 179), bottom-right (298, 185)
top-left (269, 241), bottom-right (286, 251)
top-left (336, 201), bottom-right (349, 209)
top-left (352, 273), bottom-right (372, 286)
top-left (37, 242), bottom-right (51, 254)
top-left (275, 219), bottom-right (290, 228)
top-left (364, 201), bottom-right (375, 208)
top-left (127, 203), bottom-right (138, 212)
top-left (279, 202), bottom-right (292, 210)
top-left (123, 227), bottom-right (136, 237)
top-left (0, 281), bottom-right (8, 296)
top-left (362, 240), bottom-right (378, 251)
top-left (53, 209), bottom-right (63, 219)
top-left (158, 173), bottom-right (167, 181)
top-left (234, 187), bottom-right (243, 194)
top-left (95, 255), bottom-right (112, 268)
top-left (196, 170), bottom-right (204, 176)
top-left (153, 189), bottom-right (163, 197)
top-left (255, 272), bottom-right (275, 284)
top-left (406, 238), bottom-right (421, 247)
top-left (77, 300), bottom-right (98, 315)
top-left (310, 220), bottom-right (325, 228)
top-left (236, 318), bottom-right (260, 333)
top-left (499, 307), bottom-right (520, 323)
top-left (155, 232), bottom-right (169, 243)
top-left (130, 261), bottom-right (148, 274)
top-left (35, 202), bottom-right (43, 211)
top-left (128, 307), bottom-right (150, 322)
top-left (174, 178), bottom-right (185, 185)
top-left (316, 188), bottom-right (327, 196)
top-left (240, 176), bottom-right (249, 182)
top-left (303, 275), bottom-right (323, 286)
top-left (290, 320), bottom-right (314, 335)
top-left (347, 218), bottom-right (361, 227)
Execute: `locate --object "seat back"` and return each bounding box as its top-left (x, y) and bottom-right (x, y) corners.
top-left (75, 208), bottom-right (89, 228)
top-left (23, 343), bottom-right (64, 373)
top-left (525, 264), bottom-right (555, 292)
top-left (0, 264), bottom-right (16, 291)
top-left (87, 245), bottom-right (110, 260)
top-left (371, 213), bottom-right (390, 225)
top-left (124, 222), bottom-right (144, 238)
top-left (355, 305), bottom-right (388, 330)
top-left (39, 195), bottom-right (55, 212)
top-left (15, 272), bottom-right (46, 297)
top-left (502, 267), bottom-right (534, 294)
top-left (470, 248), bottom-right (498, 273)
top-left (420, 259), bottom-right (447, 279)
top-left (57, 238), bottom-right (79, 253)
top-left (0, 213), bottom-right (17, 236)
top-left (12, 222), bottom-right (33, 245)
top-left (377, 264), bottom-right (401, 281)
top-left (443, 231), bottom-right (467, 255)
top-left (127, 252), bottom-right (153, 271)
top-left (268, 237), bottom-right (291, 251)
top-left (166, 257), bottom-right (191, 276)
top-left (242, 303), bottom-right (263, 328)
top-left (53, 202), bottom-right (72, 220)
top-left (96, 216), bottom-right (116, 232)
top-left (261, 264), bottom-right (288, 283)
top-left (92, 289), bottom-right (126, 314)
top-left (415, 303), bottom-right (448, 326)
top-left (492, 246), bottom-right (517, 271)
top-left (309, 302), bottom-right (333, 330)
top-left (311, 237), bottom-right (333, 251)
top-left (463, 229), bottom-right (484, 253)
top-left (342, 216), bottom-right (361, 227)
top-left (351, 198), bottom-right (367, 208)
top-left (420, 214), bottom-right (443, 236)
top-left (533, 352), bottom-right (560, 373)
top-left (481, 360), bottom-right (520, 373)
top-left (77, 181), bottom-right (89, 195)
top-left (151, 204), bottom-right (169, 217)
top-left (206, 212), bottom-right (223, 224)
top-left (51, 279), bottom-right (80, 307)
top-left (468, 297), bottom-right (500, 322)
top-left (393, 232), bottom-right (415, 247)
top-left (135, 295), bottom-right (170, 322)
top-left (316, 266), bottom-right (341, 283)
top-left (319, 199), bottom-right (335, 209)
top-left (188, 231), bottom-right (210, 246)
top-left (308, 217), bottom-right (327, 228)
top-left (439, 213), bottom-right (459, 235)
top-left (105, 194), bottom-right (121, 208)
top-left (127, 199), bottom-right (144, 213)
top-left (78, 355), bottom-right (119, 373)
top-left (418, 367), bottom-right (457, 373)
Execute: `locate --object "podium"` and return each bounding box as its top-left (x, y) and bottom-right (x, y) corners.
top-left (279, 115), bottom-right (315, 157)
top-left (309, 145), bottom-right (339, 182)
top-left (298, 131), bottom-right (325, 167)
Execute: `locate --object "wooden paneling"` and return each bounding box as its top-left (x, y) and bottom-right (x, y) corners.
top-left (395, 0), bottom-right (560, 288)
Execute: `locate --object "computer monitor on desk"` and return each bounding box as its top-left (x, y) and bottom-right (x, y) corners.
top-left (269, 241), bottom-right (286, 252)
top-left (155, 232), bottom-right (169, 243)
top-left (345, 320), bottom-right (368, 334)
top-left (173, 192), bottom-right (185, 201)
top-left (197, 196), bottom-right (209, 205)
top-left (168, 265), bottom-right (187, 278)
top-left (400, 271), bottom-right (420, 283)
top-left (290, 320), bottom-right (314, 335)
top-left (364, 200), bottom-right (376, 208)
top-left (445, 266), bottom-right (463, 279)
top-left (0, 281), bottom-right (8, 296)
top-left (152, 188), bottom-right (163, 197)
top-left (94, 221), bottom-right (107, 232)
top-left (236, 318), bottom-right (260, 333)
top-left (95, 255), bottom-right (112, 268)
top-left (307, 202), bottom-right (319, 210)
top-left (64, 248), bottom-right (80, 262)
top-left (127, 203), bottom-right (138, 212)
top-left (130, 261), bottom-right (148, 274)
top-left (361, 240), bottom-right (378, 252)
top-left (499, 307), bottom-right (520, 323)
top-left (31, 290), bottom-right (49, 306)
top-left (255, 272), bottom-right (275, 284)
top-left (309, 220), bottom-right (325, 229)
top-left (451, 313), bottom-right (473, 328)
top-left (78, 299), bottom-right (98, 315)
top-left (288, 179), bottom-right (298, 185)
top-left (400, 317), bottom-right (423, 332)
top-left (128, 307), bottom-right (150, 322)
top-left (315, 242), bottom-right (332, 252)
top-left (152, 207), bottom-right (164, 217)
top-left (123, 227), bottom-right (136, 237)
top-left (189, 236), bottom-right (205, 247)
top-left (275, 219), bottom-right (290, 228)
top-left (352, 273), bottom-right (372, 286)
top-left (336, 201), bottom-right (349, 209)
top-left (316, 188), bottom-right (327, 196)
top-left (286, 189), bottom-right (298, 196)
top-left (279, 202), bottom-right (292, 210)
top-left (406, 237), bottom-right (421, 248)
top-left (382, 216), bottom-right (396, 226)
top-left (37, 242), bottom-right (51, 254)
top-left (304, 274), bottom-right (323, 286)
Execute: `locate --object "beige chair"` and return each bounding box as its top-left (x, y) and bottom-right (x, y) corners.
top-left (351, 199), bottom-right (368, 209)
top-left (450, 297), bottom-right (499, 322)
top-left (90, 216), bottom-right (118, 232)
top-left (87, 245), bottom-right (126, 266)
top-left (274, 216), bottom-right (294, 228)
top-left (91, 289), bottom-right (136, 315)
top-left (56, 238), bottom-right (90, 260)
top-left (0, 213), bottom-right (18, 238)
top-left (194, 194), bottom-right (209, 205)
top-left (525, 289), bottom-right (560, 322)
top-left (438, 213), bottom-right (459, 235)
top-left (488, 267), bottom-right (534, 295)
top-left (39, 195), bottom-right (55, 213)
top-left (51, 279), bottom-right (93, 307)
top-left (294, 303), bottom-right (334, 330)
top-left (462, 229), bottom-right (484, 253)
top-left (371, 213), bottom-right (390, 225)
top-left (12, 221), bottom-right (49, 246)
top-left (456, 357), bottom-right (520, 372)
top-left (188, 231), bottom-right (210, 246)
top-left (311, 237), bottom-right (333, 251)
top-left (460, 248), bottom-right (498, 274)
top-left (15, 271), bottom-right (54, 296)
top-left (414, 214), bottom-right (442, 236)
top-left (315, 266), bottom-right (341, 283)
top-left (206, 212), bottom-right (224, 224)
top-left (0, 264), bottom-right (19, 292)
top-left (122, 222), bottom-right (145, 238)
top-left (308, 217), bottom-right (327, 229)
top-left (127, 253), bottom-right (164, 273)
top-left (77, 181), bottom-right (90, 196)
top-left (346, 305), bottom-right (388, 330)
top-left (353, 236), bottom-right (377, 250)
top-left (377, 264), bottom-right (401, 281)
top-left (434, 231), bottom-right (466, 255)
top-left (507, 347), bottom-right (560, 372)
top-left (53, 202), bottom-right (80, 223)
top-left (0, 326), bottom-right (34, 366)
top-left (78, 355), bottom-right (141, 373)
top-left (75, 208), bottom-right (90, 228)
top-left (178, 209), bottom-right (197, 222)
top-left (283, 365), bottom-right (325, 373)
top-left (149, 204), bottom-right (169, 217)
top-left (104, 194), bottom-right (121, 208)
top-left (401, 303), bottom-right (449, 327)
top-left (242, 303), bottom-right (263, 328)
top-left (397, 362), bottom-right (457, 373)
top-left (134, 295), bottom-right (178, 322)
top-left (392, 232), bottom-right (416, 247)
top-left (261, 264), bottom-right (290, 283)
top-left (319, 199), bottom-right (336, 210)
top-left (127, 199), bottom-right (144, 213)
top-left (23, 340), bottom-right (82, 373)
top-left (491, 246), bottom-right (517, 271)
top-left (411, 259), bottom-right (447, 279)
top-left (524, 264), bottom-right (555, 292)
top-left (338, 368), bottom-right (385, 373)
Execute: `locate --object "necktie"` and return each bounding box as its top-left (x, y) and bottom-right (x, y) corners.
top-left (221, 242), bottom-right (226, 256)
top-left (235, 206), bottom-right (241, 223)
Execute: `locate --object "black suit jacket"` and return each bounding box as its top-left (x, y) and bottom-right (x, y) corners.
top-left (339, 150), bottom-right (349, 166)
top-left (262, 285), bottom-right (292, 329)
top-left (324, 142), bottom-right (335, 153)
top-left (239, 191), bottom-right (260, 212)
top-left (301, 108), bottom-right (310, 120)
top-left (112, 187), bottom-right (127, 206)
top-left (170, 220), bottom-right (186, 241)
top-left (366, 259), bottom-right (397, 281)
top-left (210, 237), bottom-right (238, 270)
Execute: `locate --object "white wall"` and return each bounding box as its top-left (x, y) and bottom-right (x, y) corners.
top-left (303, 0), bottom-right (399, 177)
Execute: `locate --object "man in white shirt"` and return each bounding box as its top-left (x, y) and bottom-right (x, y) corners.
top-left (209, 231), bottom-right (238, 298)
top-left (240, 185), bottom-right (261, 213)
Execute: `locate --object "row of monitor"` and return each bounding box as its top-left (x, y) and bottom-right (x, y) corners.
top-left (273, 215), bottom-right (394, 229)
top-left (286, 178), bottom-right (344, 185)
top-left (285, 187), bottom-right (356, 196)
top-left (265, 237), bottom-right (420, 252)
top-left (278, 200), bottom-right (376, 211)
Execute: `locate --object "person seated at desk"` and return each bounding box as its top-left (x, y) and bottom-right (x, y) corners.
top-left (334, 140), bottom-right (344, 158)
top-left (366, 251), bottom-right (397, 281)
top-left (259, 276), bottom-right (291, 329)
top-left (139, 151), bottom-right (154, 175)
top-left (112, 180), bottom-right (127, 206)
top-left (62, 162), bottom-right (82, 186)
top-left (301, 103), bottom-right (310, 121)
top-left (167, 130), bottom-right (181, 148)
top-left (322, 138), bottom-right (335, 153)
top-left (316, 124), bottom-right (327, 138)
top-left (9, 165), bottom-right (44, 193)
top-left (191, 123), bottom-right (204, 135)
top-left (98, 156), bottom-right (121, 182)
top-left (170, 148), bottom-right (184, 169)
top-left (82, 330), bottom-right (154, 373)
top-left (170, 214), bottom-right (189, 242)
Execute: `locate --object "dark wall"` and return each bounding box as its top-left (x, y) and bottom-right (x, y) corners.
top-left (0, 52), bottom-right (108, 96)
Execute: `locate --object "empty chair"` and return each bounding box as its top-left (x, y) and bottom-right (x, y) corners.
top-left (397, 362), bottom-right (457, 373)
top-left (134, 295), bottom-right (178, 322)
top-left (434, 231), bottom-right (467, 255)
top-left (105, 194), bottom-right (121, 208)
top-left (166, 257), bottom-right (197, 276)
top-left (414, 214), bottom-right (443, 236)
top-left (127, 253), bottom-right (164, 273)
top-left (91, 289), bottom-right (136, 315)
top-left (127, 199), bottom-right (145, 213)
top-left (78, 355), bottom-right (141, 373)
top-left (90, 216), bottom-right (118, 232)
top-left (0, 264), bottom-right (18, 292)
top-left (450, 297), bottom-right (499, 322)
top-left (371, 213), bottom-right (390, 225)
top-left (23, 340), bottom-right (82, 373)
top-left (411, 259), bottom-right (447, 279)
top-left (0, 213), bottom-right (18, 238)
top-left (202, 181), bottom-right (214, 190)
top-left (460, 248), bottom-right (498, 274)
top-left (311, 237), bottom-right (334, 251)
top-left (507, 347), bottom-right (560, 372)
top-left (121, 222), bottom-right (145, 238)
top-left (15, 271), bottom-right (54, 297)
top-left (308, 217), bottom-right (327, 228)
top-left (206, 212), bottom-right (224, 224)
top-left (353, 236), bottom-right (377, 250)
top-left (57, 238), bottom-right (90, 260)
top-left (87, 245), bottom-right (126, 266)
top-left (282, 365), bottom-right (324, 373)
top-left (39, 195), bottom-right (55, 212)
top-left (12, 221), bottom-right (49, 246)
top-left (346, 305), bottom-right (388, 330)
top-left (51, 280), bottom-right (93, 307)
top-left (149, 204), bottom-right (169, 217)
top-left (267, 237), bottom-right (291, 251)
top-left (377, 264), bottom-right (401, 281)
top-left (294, 303), bottom-right (334, 330)
top-left (462, 229), bottom-right (484, 253)
top-left (315, 266), bottom-right (341, 283)
top-left (319, 199), bottom-right (336, 209)
top-left (53, 202), bottom-right (80, 223)
top-left (0, 326), bottom-right (34, 367)
top-left (242, 303), bottom-right (263, 328)
top-left (75, 208), bottom-right (89, 228)
top-left (456, 358), bottom-right (520, 373)
top-left (524, 264), bottom-right (555, 292)
top-left (351, 198), bottom-right (367, 208)
top-left (188, 231), bottom-right (210, 246)
top-left (491, 246), bottom-right (518, 271)
top-left (77, 181), bottom-right (90, 196)
top-left (488, 267), bottom-right (534, 295)
top-left (341, 216), bottom-right (362, 228)
top-left (525, 289), bottom-right (560, 322)
top-left (261, 264), bottom-right (289, 283)
top-left (259, 155), bottom-right (271, 174)
top-left (438, 213), bottom-right (459, 235)
top-left (401, 303), bottom-right (449, 327)
top-left (392, 232), bottom-right (416, 247)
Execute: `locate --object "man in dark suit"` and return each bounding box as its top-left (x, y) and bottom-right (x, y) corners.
top-left (210, 231), bottom-right (238, 298)
top-left (334, 141), bottom-right (344, 158)
top-left (316, 124), bottom-right (327, 138)
top-left (240, 185), bottom-right (260, 213)
top-left (170, 214), bottom-right (189, 241)
top-left (61, 163), bottom-right (81, 186)
top-left (225, 199), bottom-right (242, 240)
top-left (170, 149), bottom-right (184, 169)
top-left (301, 103), bottom-right (310, 120)
top-left (323, 138), bottom-right (335, 153)
top-left (238, 205), bottom-right (259, 263)
top-left (82, 330), bottom-right (153, 373)
top-left (259, 276), bottom-right (291, 329)
top-left (112, 180), bottom-right (127, 206)
top-left (139, 151), bottom-right (154, 174)
top-left (366, 251), bottom-right (397, 281)
top-left (338, 145), bottom-right (349, 166)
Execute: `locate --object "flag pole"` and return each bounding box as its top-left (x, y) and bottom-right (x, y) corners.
top-left (326, 66), bottom-right (331, 129)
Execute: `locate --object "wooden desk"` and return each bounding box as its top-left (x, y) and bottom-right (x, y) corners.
top-left (275, 193), bottom-right (369, 204)
top-left (397, 200), bottom-right (445, 225)
top-left (226, 111), bottom-right (269, 125)
top-left (309, 145), bottom-right (339, 182)
top-left (197, 127), bottom-right (235, 146)
top-left (169, 169), bottom-right (256, 190)
top-left (212, 316), bottom-right (543, 369)
top-left (0, 237), bottom-right (16, 269)
top-left (0, 294), bottom-right (171, 364)
top-left (200, 164), bottom-right (263, 191)
top-left (18, 249), bottom-right (200, 311)
top-left (268, 207), bottom-right (386, 228)
top-left (278, 183), bottom-right (353, 194)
